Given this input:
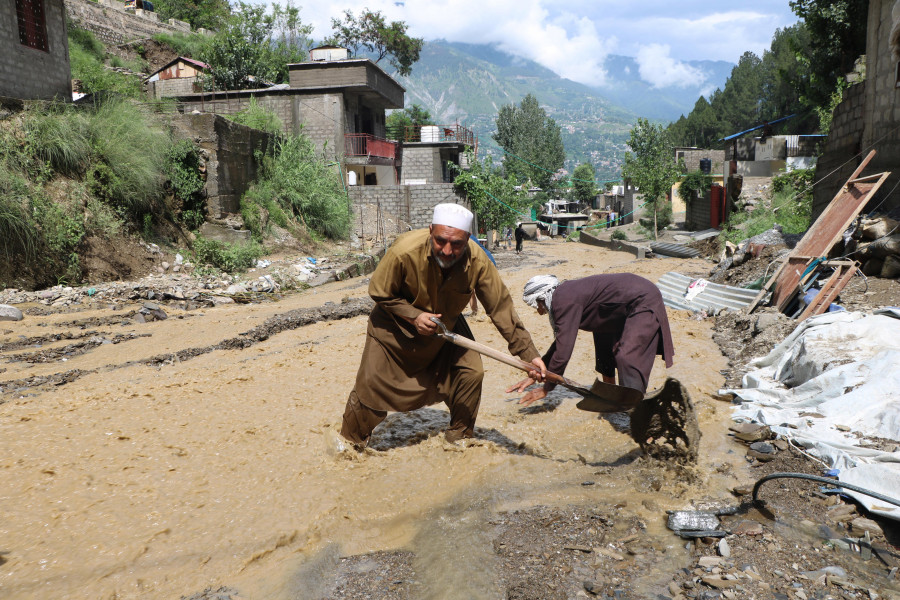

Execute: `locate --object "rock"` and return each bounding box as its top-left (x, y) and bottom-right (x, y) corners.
top-left (826, 503), bottom-right (857, 518)
top-left (729, 423), bottom-right (772, 442)
top-left (732, 484), bottom-right (753, 496)
top-left (803, 565), bottom-right (847, 579)
top-left (718, 538), bottom-right (731, 558)
top-left (594, 546), bottom-right (624, 561)
top-left (881, 255), bottom-right (900, 279)
top-left (862, 257), bottom-right (884, 276)
top-left (731, 520), bottom-right (764, 536)
top-left (749, 441), bottom-right (775, 454)
top-left (209, 296), bottom-right (235, 305)
top-left (161, 261), bottom-right (170, 271)
top-left (752, 313), bottom-right (781, 335)
top-left (701, 575), bottom-right (735, 589)
top-left (851, 517), bottom-right (884, 538)
top-left (699, 556), bottom-right (723, 568)
top-left (0, 304), bottom-right (24, 321)
top-left (746, 449), bottom-right (776, 461)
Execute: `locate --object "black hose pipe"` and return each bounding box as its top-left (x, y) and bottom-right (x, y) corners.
top-left (753, 472), bottom-right (900, 509)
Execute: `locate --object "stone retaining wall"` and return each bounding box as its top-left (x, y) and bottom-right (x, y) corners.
top-left (65, 0), bottom-right (198, 46)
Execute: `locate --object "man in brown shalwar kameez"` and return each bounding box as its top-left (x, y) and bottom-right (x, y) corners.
top-left (341, 203), bottom-right (546, 447)
top-left (507, 273), bottom-right (674, 406)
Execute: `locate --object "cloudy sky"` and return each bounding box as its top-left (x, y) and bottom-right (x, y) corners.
top-left (288, 0), bottom-right (800, 89)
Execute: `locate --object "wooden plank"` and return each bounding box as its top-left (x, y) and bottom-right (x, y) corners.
top-left (798, 262), bottom-right (859, 321)
top-left (750, 154), bottom-right (889, 315)
top-left (746, 156), bottom-right (877, 314)
top-left (773, 256), bottom-right (817, 313)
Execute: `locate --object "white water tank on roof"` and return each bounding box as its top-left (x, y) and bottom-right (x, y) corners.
top-left (310, 46), bottom-right (349, 61)
top-left (420, 126), bottom-right (439, 142)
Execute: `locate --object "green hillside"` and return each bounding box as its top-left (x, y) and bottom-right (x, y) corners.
top-left (394, 41), bottom-right (638, 182)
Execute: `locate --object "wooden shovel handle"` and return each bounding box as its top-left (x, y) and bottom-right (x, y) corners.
top-left (440, 331), bottom-right (568, 386)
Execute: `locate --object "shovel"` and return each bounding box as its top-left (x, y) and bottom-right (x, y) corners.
top-left (430, 317), bottom-right (643, 413)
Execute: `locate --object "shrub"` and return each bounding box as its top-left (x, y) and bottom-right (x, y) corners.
top-left (192, 236), bottom-right (263, 273)
top-left (23, 103), bottom-right (91, 176)
top-left (611, 229), bottom-right (628, 241)
top-left (228, 97), bottom-right (283, 134)
top-left (165, 138), bottom-right (206, 228)
top-left (67, 26), bottom-right (105, 62)
top-left (720, 185), bottom-right (812, 245)
top-left (69, 43), bottom-right (143, 98)
top-left (243, 133), bottom-right (349, 240)
top-left (0, 170), bottom-right (38, 261)
top-left (639, 199), bottom-right (673, 231)
top-left (87, 99), bottom-right (168, 214)
top-left (152, 32), bottom-right (211, 59)
top-left (678, 170), bottom-right (713, 206)
top-left (772, 168), bottom-right (814, 203)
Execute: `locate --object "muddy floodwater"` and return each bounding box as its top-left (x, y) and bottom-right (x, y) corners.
top-left (0, 240), bottom-right (751, 599)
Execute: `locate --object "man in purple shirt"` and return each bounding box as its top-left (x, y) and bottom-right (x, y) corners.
top-left (507, 273), bottom-right (674, 406)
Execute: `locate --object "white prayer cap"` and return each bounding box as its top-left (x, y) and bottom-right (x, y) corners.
top-left (432, 203), bottom-right (473, 231)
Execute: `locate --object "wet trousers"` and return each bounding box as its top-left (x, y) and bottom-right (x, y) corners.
top-left (340, 350), bottom-right (484, 446)
top-left (593, 310), bottom-right (663, 395)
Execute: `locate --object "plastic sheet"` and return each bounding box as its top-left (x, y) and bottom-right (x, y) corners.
top-left (726, 310), bottom-right (900, 520)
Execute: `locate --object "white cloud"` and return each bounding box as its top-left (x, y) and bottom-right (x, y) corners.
top-left (280, 0), bottom-right (798, 84)
top-left (636, 43), bottom-right (708, 89)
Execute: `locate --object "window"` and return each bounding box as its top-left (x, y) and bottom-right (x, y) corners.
top-left (16, 0), bottom-right (48, 52)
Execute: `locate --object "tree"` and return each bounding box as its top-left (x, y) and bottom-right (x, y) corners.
top-left (201, 1), bottom-right (311, 91)
top-left (571, 163), bottom-right (596, 206)
top-left (622, 118), bottom-right (680, 240)
top-left (789, 0), bottom-right (867, 109)
top-left (152, 0), bottom-right (230, 31)
top-left (493, 94), bottom-right (565, 191)
top-left (327, 8), bottom-right (423, 76)
top-left (385, 104), bottom-right (433, 140)
top-left (451, 153), bottom-right (529, 233)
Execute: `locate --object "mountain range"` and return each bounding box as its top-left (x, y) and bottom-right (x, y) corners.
top-left (392, 41), bottom-right (733, 181)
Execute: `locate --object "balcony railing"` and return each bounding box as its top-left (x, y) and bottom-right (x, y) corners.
top-left (344, 134), bottom-right (399, 161)
top-left (385, 123), bottom-right (478, 148)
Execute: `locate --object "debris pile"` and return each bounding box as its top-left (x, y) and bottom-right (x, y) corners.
top-left (849, 214), bottom-right (900, 278)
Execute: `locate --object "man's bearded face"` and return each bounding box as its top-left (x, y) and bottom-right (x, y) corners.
top-left (430, 224), bottom-right (469, 269)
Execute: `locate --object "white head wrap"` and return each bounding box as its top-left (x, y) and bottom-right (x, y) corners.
top-left (523, 275), bottom-right (559, 326)
top-left (432, 203), bottom-right (473, 231)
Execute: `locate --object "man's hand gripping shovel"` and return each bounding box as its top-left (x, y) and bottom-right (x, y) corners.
top-left (429, 317), bottom-right (642, 413)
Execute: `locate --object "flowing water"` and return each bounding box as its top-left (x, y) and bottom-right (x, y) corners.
top-left (0, 240), bottom-right (751, 599)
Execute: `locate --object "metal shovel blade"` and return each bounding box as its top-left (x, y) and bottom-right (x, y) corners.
top-left (574, 379), bottom-right (644, 413)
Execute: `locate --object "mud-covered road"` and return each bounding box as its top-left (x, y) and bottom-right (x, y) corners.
top-left (0, 238), bottom-right (819, 599)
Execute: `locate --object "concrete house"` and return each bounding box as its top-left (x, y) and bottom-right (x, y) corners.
top-left (1, 0), bottom-right (71, 100)
top-left (174, 55), bottom-right (405, 185)
top-left (174, 51), bottom-right (472, 232)
top-left (814, 0), bottom-right (900, 218)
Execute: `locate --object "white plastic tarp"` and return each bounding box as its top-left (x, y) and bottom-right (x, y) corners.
top-left (726, 309), bottom-right (900, 520)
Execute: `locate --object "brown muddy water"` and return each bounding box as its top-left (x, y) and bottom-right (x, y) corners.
top-left (0, 240), bottom-right (751, 599)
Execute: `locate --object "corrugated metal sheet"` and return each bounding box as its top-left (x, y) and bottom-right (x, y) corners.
top-left (657, 272), bottom-right (760, 314)
top-left (650, 242), bottom-right (702, 258)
